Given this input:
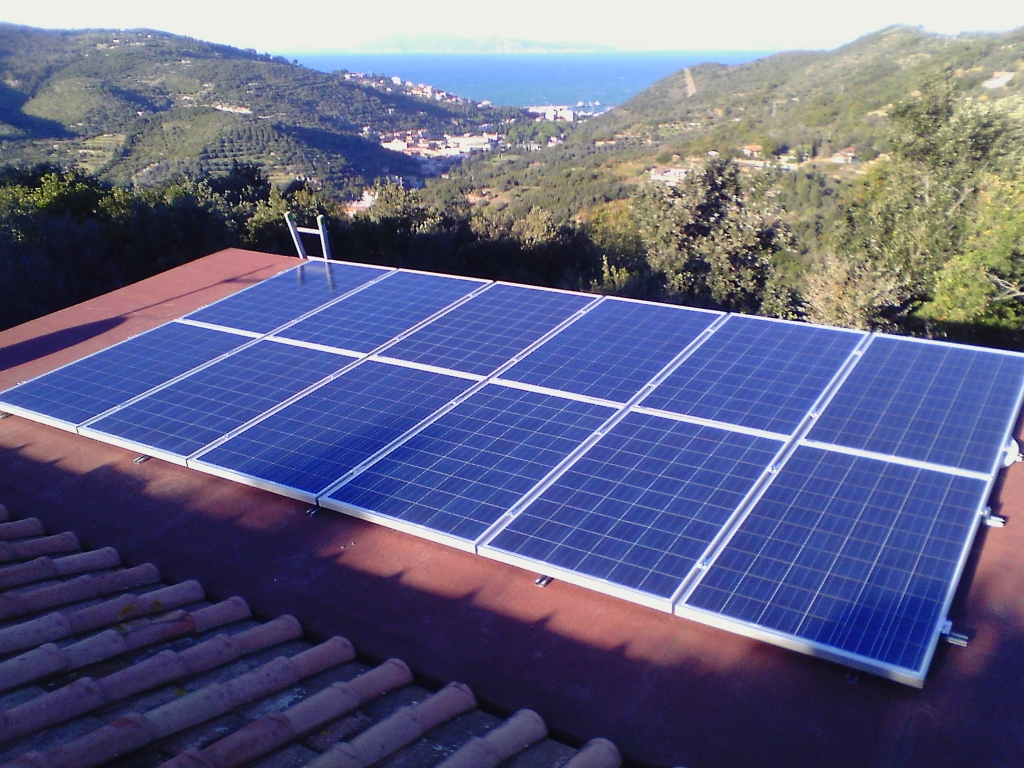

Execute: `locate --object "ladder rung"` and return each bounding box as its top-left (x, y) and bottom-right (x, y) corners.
top-left (296, 227), bottom-right (321, 235)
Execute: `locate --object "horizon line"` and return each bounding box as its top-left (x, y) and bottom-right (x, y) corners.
top-left (281, 48), bottom-right (786, 56)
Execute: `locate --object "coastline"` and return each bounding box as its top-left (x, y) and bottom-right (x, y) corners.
top-left (288, 50), bottom-right (774, 107)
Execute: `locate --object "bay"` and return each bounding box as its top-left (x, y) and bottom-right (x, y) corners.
top-left (289, 51), bottom-right (773, 108)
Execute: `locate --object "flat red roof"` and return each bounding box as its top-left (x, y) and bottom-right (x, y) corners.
top-left (2, 249), bottom-right (1023, 768)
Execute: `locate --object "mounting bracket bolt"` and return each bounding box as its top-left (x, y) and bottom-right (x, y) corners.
top-left (1004, 439), bottom-right (1023, 468)
top-left (941, 620), bottom-right (969, 647)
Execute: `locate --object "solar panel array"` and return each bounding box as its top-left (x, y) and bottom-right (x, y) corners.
top-left (3, 257), bottom-right (1023, 687)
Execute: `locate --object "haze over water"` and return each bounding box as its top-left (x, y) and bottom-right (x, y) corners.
top-left (293, 51), bottom-right (773, 107)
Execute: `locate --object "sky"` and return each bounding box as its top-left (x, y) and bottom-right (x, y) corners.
top-left (4, 0), bottom-right (1024, 53)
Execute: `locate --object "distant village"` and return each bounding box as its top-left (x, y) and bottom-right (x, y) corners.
top-left (647, 143), bottom-right (861, 187)
top-left (375, 102), bottom-right (590, 176)
top-left (345, 68), bottom-right (868, 212)
top-left (340, 69), bottom-right (608, 213)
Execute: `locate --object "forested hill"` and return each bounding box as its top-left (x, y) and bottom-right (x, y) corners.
top-left (430, 25), bottom-right (1024, 222)
top-left (594, 24), bottom-right (1024, 160)
top-left (0, 24), bottom-right (508, 195)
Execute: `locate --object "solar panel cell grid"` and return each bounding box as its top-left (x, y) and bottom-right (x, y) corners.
top-left (8, 256), bottom-right (1024, 686)
top-left (326, 385), bottom-right (613, 542)
top-left (185, 261), bottom-right (389, 334)
top-left (383, 284), bottom-right (596, 375)
top-left (643, 316), bottom-right (864, 434)
top-left (193, 360), bottom-right (475, 496)
top-left (808, 337), bottom-right (1024, 472)
top-left (487, 412), bottom-right (783, 599)
top-left (277, 271), bottom-right (481, 353)
top-left (0, 323), bottom-right (246, 426)
top-left (685, 446), bottom-right (986, 673)
top-left (501, 299), bottom-right (721, 403)
top-left (85, 341), bottom-right (347, 457)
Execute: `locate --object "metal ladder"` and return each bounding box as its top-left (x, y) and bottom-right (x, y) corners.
top-left (284, 212), bottom-right (332, 259)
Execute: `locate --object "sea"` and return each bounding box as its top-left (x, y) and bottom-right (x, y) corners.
top-left (289, 51), bottom-right (773, 108)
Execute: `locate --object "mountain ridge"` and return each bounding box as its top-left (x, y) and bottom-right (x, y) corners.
top-left (426, 24), bottom-right (1024, 223)
top-left (0, 23), bottom-right (513, 194)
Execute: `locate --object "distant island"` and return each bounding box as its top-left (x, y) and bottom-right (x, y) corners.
top-left (341, 34), bottom-right (617, 54)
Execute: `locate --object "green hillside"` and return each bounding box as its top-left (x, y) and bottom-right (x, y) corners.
top-left (430, 25), bottom-right (1024, 220)
top-left (601, 25), bottom-right (1024, 158)
top-left (0, 24), bottom-right (506, 195)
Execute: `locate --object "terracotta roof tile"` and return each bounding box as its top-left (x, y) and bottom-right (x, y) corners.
top-left (162, 659), bottom-right (413, 768)
top-left (65, 580), bottom-right (205, 635)
top-left (206, 613), bottom-right (298, 655)
top-left (0, 533), bottom-right (79, 566)
top-left (0, 564), bottom-right (161, 621)
top-left (333, 659), bottom-right (413, 708)
top-left (92, 647), bottom-right (189, 700)
top-left (307, 682), bottom-right (477, 768)
top-left (0, 597), bottom-right (245, 697)
top-left (0, 615), bottom-right (301, 743)
top-left (0, 581), bottom-right (204, 658)
top-left (51, 550), bottom-right (120, 577)
top-left (51, 712), bottom-right (157, 768)
top-left (0, 642), bottom-right (66, 694)
top-left (191, 597), bottom-right (252, 632)
top-left (436, 708), bottom-right (548, 768)
top-left (177, 631), bottom-right (258, 675)
top-left (0, 549), bottom-right (120, 592)
top-left (0, 519), bottom-right (44, 541)
top-left (0, 613), bottom-right (70, 658)
top-left (0, 559), bottom-right (59, 592)
top-left (65, 609), bottom-right (196, 665)
top-left (562, 738), bottom-right (622, 768)
top-left (0, 680), bottom-right (105, 744)
top-left (0, 524), bottom-right (615, 768)
top-left (13, 637), bottom-right (356, 768)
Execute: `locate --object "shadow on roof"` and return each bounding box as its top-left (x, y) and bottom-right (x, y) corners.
top-left (2, 429), bottom-right (1024, 768)
top-left (0, 317), bottom-right (126, 372)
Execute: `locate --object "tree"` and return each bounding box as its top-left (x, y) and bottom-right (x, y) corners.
top-left (512, 207), bottom-right (557, 248)
top-left (802, 252), bottom-right (906, 331)
top-left (915, 175), bottom-right (1024, 340)
top-left (630, 158), bottom-right (793, 315)
top-left (808, 71), bottom-right (1021, 334)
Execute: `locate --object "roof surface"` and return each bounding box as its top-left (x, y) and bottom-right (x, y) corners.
top-left (0, 503), bottom-right (621, 768)
top-left (2, 249), bottom-right (1024, 768)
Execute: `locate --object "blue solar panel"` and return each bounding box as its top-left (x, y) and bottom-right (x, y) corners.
top-left (185, 261), bottom-right (389, 334)
top-left (193, 361), bottom-right (474, 496)
top-left (501, 299), bottom-right (720, 402)
top-left (326, 385), bottom-right (613, 542)
top-left (10, 256), bottom-right (1024, 685)
top-left (685, 446), bottom-right (986, 675)
top-left (487, 412), bottom-right (782, 599)
top-left (85, 341), bottom-right (347, 457)
top-left (808, 337), bottom-right (1024, 473)
top-left (643, 316), bottom-right (863, 434)
top-left (0, 323), bottom-right (246, 426)
top-left (382, 284), bottom-right (595, 375)
top-left (276, 271), bottom-right (481, 353)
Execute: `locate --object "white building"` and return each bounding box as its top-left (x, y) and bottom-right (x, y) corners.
top-left (649, 166), bottom-right (689, 186)
top-left (526, 106), bottom-right (575, 122)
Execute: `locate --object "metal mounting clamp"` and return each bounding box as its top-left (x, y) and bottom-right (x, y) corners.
top-left (941, 619), bottom-right (969, 647)
top-left (982, 505), bottom-right (1007, 527)
top-left (1004, 439), bottom-right (1023, 468)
